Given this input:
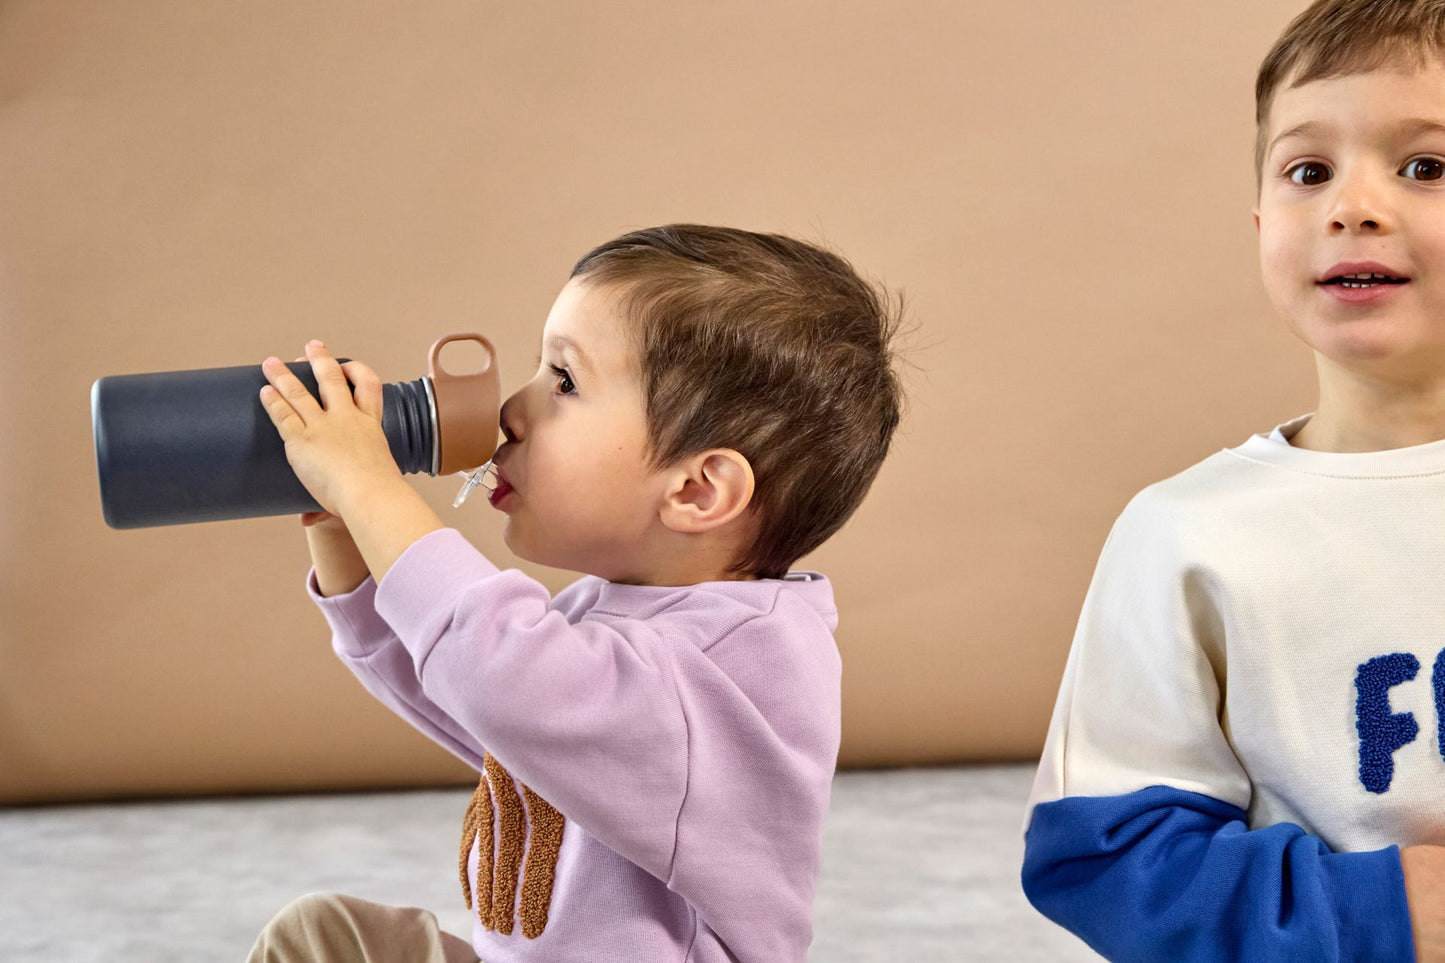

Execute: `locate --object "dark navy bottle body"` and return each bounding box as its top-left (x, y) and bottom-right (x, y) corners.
top-left (92, 361), bottom-right (435, 529)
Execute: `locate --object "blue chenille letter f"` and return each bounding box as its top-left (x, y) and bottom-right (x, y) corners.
top-left (1354, 653), bottom-right (1421, 794)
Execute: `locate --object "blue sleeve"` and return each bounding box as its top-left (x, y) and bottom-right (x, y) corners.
top-left (1021, 786), bottom-right (1414, 963)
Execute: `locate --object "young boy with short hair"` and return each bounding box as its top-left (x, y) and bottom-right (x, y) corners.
top-left (247, 224), bottom-right (903, 963)
top-left (1022, 1), bottom-right (1445, 960)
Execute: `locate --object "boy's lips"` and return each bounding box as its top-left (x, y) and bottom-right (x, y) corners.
top-left (1316, 261), bottom-right (1410, 304)
top-left (487, 464), bottom-right (514, 509)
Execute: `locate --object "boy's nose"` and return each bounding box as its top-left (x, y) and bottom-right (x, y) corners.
top-left (1330, 210), bottom-right (1383, 233)
top-left (1327, 174), bottom-right (1390, 234)
top-left (498, 391), bottom-right (523, 443)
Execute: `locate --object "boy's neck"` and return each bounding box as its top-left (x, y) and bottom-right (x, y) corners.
top-left (596, 529), bottom-right (759, 587)
top-left (1294, 358), bottom-right (1445, 452)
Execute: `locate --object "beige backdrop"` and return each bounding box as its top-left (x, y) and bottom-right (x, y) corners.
top-left (0, 0), bottom-right (1314, 803)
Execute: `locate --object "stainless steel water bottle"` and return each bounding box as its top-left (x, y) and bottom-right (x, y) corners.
top-left (91, 334), bottom-right (501, 528)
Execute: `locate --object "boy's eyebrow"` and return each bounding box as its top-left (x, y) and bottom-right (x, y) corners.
top-left (543, 335), bottom-right (591, 373)
top-left (1267, 118), bottom-right (1445, 159)
top-left (1266, 120), bottom-right (1326, 159)
top-left (1397, 118), bottom-right (1445, 141)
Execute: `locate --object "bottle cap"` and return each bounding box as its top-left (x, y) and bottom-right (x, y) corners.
top-left (428, 334), bottom-right (501, 475)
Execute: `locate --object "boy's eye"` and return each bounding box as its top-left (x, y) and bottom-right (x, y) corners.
top-left (1287, 161), bottom-right (1332, 186)
top-left (548, 364), bottom-right (577, 396)
top-left (1401, 156), bottom-right (1445, 181)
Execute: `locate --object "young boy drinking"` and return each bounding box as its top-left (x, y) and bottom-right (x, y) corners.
top-left (247, 225), bottom-right (904, 963)
top-left (1022, 1), bottom-right (1445, 960)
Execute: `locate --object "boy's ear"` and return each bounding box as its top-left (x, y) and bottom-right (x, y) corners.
top-left (658, 449), bottom-right (755, 534)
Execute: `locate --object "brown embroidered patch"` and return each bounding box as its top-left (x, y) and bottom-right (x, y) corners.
top-left (485, 754), bottom-right (525, 936)
top-left (459, 752), bottom-right (566, 940)
top-left (459, 774), bottom-right (495, 927)
top-left (519, 785), bottom-right (566, 938)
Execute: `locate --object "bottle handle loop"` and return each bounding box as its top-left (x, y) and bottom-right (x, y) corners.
top-left (427, 334), bottom-right (501, 476)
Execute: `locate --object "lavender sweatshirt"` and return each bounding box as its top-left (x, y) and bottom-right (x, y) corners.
top-left (307, 527), bottom-right (842, 963)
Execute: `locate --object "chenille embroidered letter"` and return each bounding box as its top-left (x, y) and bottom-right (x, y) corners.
top-left (1354, 653), bottom-right (1421, 794)
top-left (1434, 649), bottom-right (1445, 763)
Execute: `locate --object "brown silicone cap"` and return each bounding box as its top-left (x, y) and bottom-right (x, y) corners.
top-left (428, 333), bottom-right (502, 475)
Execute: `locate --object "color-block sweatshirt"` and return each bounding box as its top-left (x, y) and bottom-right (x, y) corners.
top-left (307, 527), bottom-right (842, 963)
top-left (1023, 416), bottom-right (1445, 962)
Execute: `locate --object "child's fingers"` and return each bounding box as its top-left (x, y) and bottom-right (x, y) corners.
top-left (260, 356), bottom-right (322, 423)
top-left (258, 380), bottom-right (306, 438)
top-left (304, 339), bottom-right (352, 411)
top-left (340, 360), bottom-right (384, 419)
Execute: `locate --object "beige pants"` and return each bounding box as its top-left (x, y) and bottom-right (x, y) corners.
top-left (248, 893), bottom-right (478, 963)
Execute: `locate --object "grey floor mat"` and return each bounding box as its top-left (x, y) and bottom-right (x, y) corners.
top-left (1, 764), bottom-right (1096, 962)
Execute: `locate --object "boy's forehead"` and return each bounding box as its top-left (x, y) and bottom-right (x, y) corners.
top-left (1266, 61), bottom-right (1445, 137)
top-left (541, 278), bottom-right (635, 371)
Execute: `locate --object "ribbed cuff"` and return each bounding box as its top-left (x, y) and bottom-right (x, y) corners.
top-left (305, 567), bottom-right (385, 657)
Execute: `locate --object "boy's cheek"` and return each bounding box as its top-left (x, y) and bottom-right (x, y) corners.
top-left (1255, 222), bottom-right (1297, 285)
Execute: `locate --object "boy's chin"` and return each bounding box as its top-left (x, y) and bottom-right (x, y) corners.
top-left (498, 523), bottom-right (538, 564)
top-left (499, 525), bottom-right (586, 576)
top-left (1311, 338), bottom-right (1445, 383)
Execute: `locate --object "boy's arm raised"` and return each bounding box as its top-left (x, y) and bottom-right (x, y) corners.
top-left (263, 350), bottom-right (488, 763)
top-left (273, 350), bottom-right (371, 597)
top-left (303, 557), bottom-right (492, 772)
top-left (303, 512), bottom-right (370, 598)
top-left (259, 341), bottom-right (445, 589)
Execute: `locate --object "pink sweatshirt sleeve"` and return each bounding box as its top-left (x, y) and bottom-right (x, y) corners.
top-left (306, 569), bottom-right (490, 771)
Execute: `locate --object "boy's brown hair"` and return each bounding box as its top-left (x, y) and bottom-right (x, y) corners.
top-left (571, 224), bottom-right (904, 580)
top-left (1256, 0), bottom-right (1445, 175)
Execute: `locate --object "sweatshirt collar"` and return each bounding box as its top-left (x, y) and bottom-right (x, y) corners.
top-left (1233, 413), bottom-right (1445, 478)
top-left (590, 573), bottom-right (836, 624)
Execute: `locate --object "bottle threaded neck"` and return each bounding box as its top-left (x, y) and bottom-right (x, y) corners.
top-left (382, 378), bottom-right (436, 475)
